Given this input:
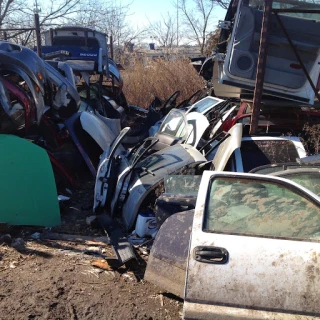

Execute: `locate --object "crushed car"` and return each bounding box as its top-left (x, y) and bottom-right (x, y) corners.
top-left (95, 120), bottom-right (308, 237)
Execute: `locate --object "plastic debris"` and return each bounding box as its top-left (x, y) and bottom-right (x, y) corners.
top-left (11, 238), bottom-right (25, 249)
top-left (30, 232), bottom-right (41, 240)
top-left (91, 259), bottom-right (113, 271)
top-left (9, 261), bottom-right (18, 269)
top-left (86, 215), bottom-right (97, 226)
top-left (58, 195), bottom-right (70, 202)
top-left (0, 233), bottom-right (12, 244)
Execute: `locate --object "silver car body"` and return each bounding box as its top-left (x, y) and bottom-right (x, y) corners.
top-left (120, 144), bottom-right (206, 230)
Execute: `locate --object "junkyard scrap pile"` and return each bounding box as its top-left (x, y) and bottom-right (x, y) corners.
top-left (2, 0), bottom-right (320, 317)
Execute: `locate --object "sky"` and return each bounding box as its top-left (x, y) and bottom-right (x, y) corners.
top-left (126, 0), bottom-right (176, 28)
top-left (125, 0), bottom-right (227, 30)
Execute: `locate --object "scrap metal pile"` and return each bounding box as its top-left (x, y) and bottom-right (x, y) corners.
top-left (1, 2), bottom-right (320, 316)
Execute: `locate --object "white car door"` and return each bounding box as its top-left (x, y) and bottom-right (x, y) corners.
top-left (184, 171), bottom-right (320, 319)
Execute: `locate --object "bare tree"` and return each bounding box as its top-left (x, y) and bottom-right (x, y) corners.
top-left (67, 0), bottom-right (146, 47)
top-left (177, 0), bottom-right (225, 54)
top-left (0, 0), bottom-right (23, 28)
top-left (148, 13), bottom-right (178, 49)
top-left (1, 0), bottom-right (83, 45)
top-left (205, 27), bottom-right (220, 55)
top-left (1, 0), bottom-right (145, 53)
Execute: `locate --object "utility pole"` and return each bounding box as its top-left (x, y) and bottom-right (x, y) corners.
top-left (177, 0), bottom-right (179, 47)
top-left (34, 0), bottom-right (42, 57)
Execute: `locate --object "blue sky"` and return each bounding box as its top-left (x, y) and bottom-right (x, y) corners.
top-left (127, 0), bottom-right (177, 27)
top-left (126, 0), bottom-right (226, 29)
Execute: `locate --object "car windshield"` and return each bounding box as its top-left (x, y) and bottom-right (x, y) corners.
top-left (189, 97), bottom-right (221, 113)
top-left (164, 175), bottom-right (202, 195)
top-left (159, 109), bottom-right (187, 139)
top-left (241, 140), bottom-right (299, 172)
top-left (203, 176), bottom-right (320, 240)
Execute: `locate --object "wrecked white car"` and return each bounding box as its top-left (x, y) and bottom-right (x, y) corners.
top-left (185, 171), bottom-right (320, 319)
top-left (94, 131), bottom-right (206, 231)
top-left (147, 170), bottom-right (320, 319)
top-left (95, 120), bottom-right (308, 234)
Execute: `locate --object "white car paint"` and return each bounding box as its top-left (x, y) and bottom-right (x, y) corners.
top-left (120, 144), bottom-right (207, 230)
top-left (241, 135), bottom-right (307, 159)
top-left (149, 96), bottom-right (225, 137)
top-left (185, 112), bottom-right (209, 147)
top-left (80, 111), bottom-right (117, 151)
top-left (93, 127), bottom-right (130, 211)
top-left (211, 123), bottom-right (243, 171)
top-left (207, 124), bottom-right (307, 171)
top-left (184, 171), bottom-right (320, 319)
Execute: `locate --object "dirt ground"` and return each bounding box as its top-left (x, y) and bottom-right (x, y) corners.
top-left (0, 181), bottom-right (183, 320)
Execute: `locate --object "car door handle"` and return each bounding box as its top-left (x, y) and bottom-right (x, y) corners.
top-left (194, 246), bottom-right (229, 264)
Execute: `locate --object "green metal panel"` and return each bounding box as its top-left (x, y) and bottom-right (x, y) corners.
top-left (0, 135), bottom-right (60, 226)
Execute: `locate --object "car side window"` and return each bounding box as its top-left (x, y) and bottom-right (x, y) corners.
top-left (203, 177), bottom-right (320, 241)
top-left (274, 171), bottom-right (320, 197)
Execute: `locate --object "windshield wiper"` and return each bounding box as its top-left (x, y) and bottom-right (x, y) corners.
top-left (199, 131), bottom-right (227, 153)
top-left (141, 166), bottom-right (155, 176)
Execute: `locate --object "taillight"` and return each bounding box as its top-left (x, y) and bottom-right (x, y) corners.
top-left (290, 63), bottom-right (302, 69)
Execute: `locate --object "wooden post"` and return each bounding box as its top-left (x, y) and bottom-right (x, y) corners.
top-left (49, 28), bottom-right (53, 45)
top-left (110, 35), bottom-right (114, 60)
top-left (34, 13), bottom-right (42, 57)
top-left (109, 35), bottom-right (115, 94)
top-left (250, 0), bottom-right (273, 135)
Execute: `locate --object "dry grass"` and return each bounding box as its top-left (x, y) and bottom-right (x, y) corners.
top-left (302, 123), bottom-right (320, 155)
top-left (121, 56), bottom-right (205, 108)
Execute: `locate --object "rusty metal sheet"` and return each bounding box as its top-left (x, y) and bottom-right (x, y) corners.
top-left (144, 209), bottom-right (194, 298)
top-left (155, 194), bottom-right (196, 227)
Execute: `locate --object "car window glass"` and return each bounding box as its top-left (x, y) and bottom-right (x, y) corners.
top-left (250, 163), bottom-right (302, 174)
top-left (204, 177), bottom-right (320, 240)
top-left (164, 175), bottom-right (202, 195)
top-left (53, 37), bottom-right (100, 47)
top-left (240, 140), bottom-right (299, 172)
top-left (136, 154), bottom-right (165, 170)
top-left (159, 110), bottom-right (186, 138)
top-left (189, 97), bottom-right (220, 113)
top-left (276, 172), bottom-right (320, 197)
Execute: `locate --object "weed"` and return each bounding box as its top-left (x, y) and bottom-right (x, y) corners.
top-left (302, 123), bottom-right (320, 155)
top-left (121, 56), bottom-right (205, 108)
